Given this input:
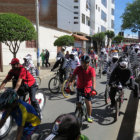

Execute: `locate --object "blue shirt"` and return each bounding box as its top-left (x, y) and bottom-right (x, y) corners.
top-left (2, 99), bottom-right (41, 127)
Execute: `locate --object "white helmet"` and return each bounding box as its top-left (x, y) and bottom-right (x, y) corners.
top-left (24, 54), bottom-right (32, 61)
top-left (111, 52), bottom-right (119, 59)
top-left (134, 45), bottom-right (139, 49)
top-left (101, 48), bottom-right (106, 53)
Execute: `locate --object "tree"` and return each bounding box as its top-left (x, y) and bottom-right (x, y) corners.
top-left (121, 0), bottom-right (140, 32)
top-left (0, 13), bottom-right (37, 58)
top-left (112, 35), bottom-right (124, 44)
top-left (54, 35), bottom-right (74, 47)
top-left (92, 32), bottom-right (105, 54)
top-left (105, 30), bottom-right (115, 47)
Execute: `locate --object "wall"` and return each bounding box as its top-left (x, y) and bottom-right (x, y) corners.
top-left (2, 25), bottom-right (72, 65)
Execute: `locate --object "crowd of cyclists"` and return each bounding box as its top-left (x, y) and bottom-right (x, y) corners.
top-left (0, 43), bottom-right (140, 139)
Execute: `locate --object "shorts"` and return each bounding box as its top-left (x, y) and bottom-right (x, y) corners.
top-left (21, 125), bottom-right (39, 140)
top-left (77, 88), bottom-right (92, 101)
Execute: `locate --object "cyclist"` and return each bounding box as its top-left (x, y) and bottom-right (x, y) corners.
top-left (102, 52), bottom-right (119, 84)
top-left (109, 56), bottom-right (139, 108)
top-left (129, 45), bottom-right (140, 77)
top-left (23, 54), bottom-right (38, 77)
top-left (68, 55), bottom-right (96, 123)
top-left (45, 113), bottom-right (89, 140)
top-left (0, 88), bottom-right (41, 140)
top-left (51, 47), bottom-right (67, 84)
top-left (66, 52), bottom-right (81, 73)
top-left (0, 58), bottom-right (41, 118)
top-left (98, 48), bottom-right (108, 74)
top-left (89, 49), bottom-right (97, 68)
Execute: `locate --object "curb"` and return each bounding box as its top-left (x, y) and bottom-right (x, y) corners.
top-left (133, 100), bottom-right (140, 140)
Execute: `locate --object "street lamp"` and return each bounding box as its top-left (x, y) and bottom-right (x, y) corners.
top-left (35, 0), bottom-right (40, 74)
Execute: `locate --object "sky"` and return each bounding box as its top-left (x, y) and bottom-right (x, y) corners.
top-left (115, 0), bottom-right (137, 37)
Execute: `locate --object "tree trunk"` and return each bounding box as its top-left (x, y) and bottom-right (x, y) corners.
top-left (13, 52), bottom-right (16, 58)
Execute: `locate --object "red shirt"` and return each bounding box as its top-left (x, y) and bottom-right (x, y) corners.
top-left (6, 65), bottom-right (35, 87)
top-left (73, 66), bottom-right (96, 89)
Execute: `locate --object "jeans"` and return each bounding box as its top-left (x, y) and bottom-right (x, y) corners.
top-left (19, 83), bottom-right (41, 114)
top-left (59, 68), bottom-right (67, 84)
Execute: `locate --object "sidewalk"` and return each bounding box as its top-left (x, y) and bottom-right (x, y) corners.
top-left (0, 62), bottom-right (55, 87)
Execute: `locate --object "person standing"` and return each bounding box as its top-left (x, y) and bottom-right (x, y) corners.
top-left (45, 49), bottom-right (50, 67)
top-left (40, 49), bottom-right (45, 67)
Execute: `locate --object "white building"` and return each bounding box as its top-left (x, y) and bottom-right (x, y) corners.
top-left (57, 0), bottom-right (115, 36)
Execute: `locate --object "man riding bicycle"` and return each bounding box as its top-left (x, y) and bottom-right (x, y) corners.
top-left (109, 56), bottom-right (139, 108)
top-left (0, 58), bottom-right (41, 118)
top-left (69, 55), bottom-right (96, 123)
top-left (0, 88), bottom-right (41, 140)
top-left (51, 47), bottom-right (67, 85)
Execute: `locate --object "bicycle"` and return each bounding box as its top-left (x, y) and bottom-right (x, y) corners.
top-left (48, 70), bottom-right (61, 94)
top-left (61, 70), bottom-right (76, 98)
top-left (0, 88), bottom-right (46, 139)
top-left (75, 89), bottom-right (97, 128)
top-left (111, 82), bottom-right (124, 121)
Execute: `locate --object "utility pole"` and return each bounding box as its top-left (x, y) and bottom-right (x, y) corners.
top-left (35, 0), bottom-right (40, 74)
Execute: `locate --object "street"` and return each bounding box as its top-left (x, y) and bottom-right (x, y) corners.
top-left (4, 71), bottom-right (138, 140)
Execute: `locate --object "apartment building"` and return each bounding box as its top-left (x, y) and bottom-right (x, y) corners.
top-left (57, 0), bottom-right (115, 35)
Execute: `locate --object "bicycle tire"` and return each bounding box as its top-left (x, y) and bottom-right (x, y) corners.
top-left (62, 80), bottom-right (75, 98)
top-left (75, 108), bottom-right (83, 128)
top-left (35, 76), bottom-right (41, 86)
top-left (35, 90), bottom-right (46, 111)
top-left (0, 115), bottom-right (12, 139)
top-left (48, 77), bottom-right (60, 94)
top-left (105, 86), bottom-right (110, 104)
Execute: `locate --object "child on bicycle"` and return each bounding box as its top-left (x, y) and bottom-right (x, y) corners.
top-left (0, 88), bottom-right (41, 140)
top-left (68, 55), bottom-right (96, 123)
top-left (45, 113), bottom-right (89, 140)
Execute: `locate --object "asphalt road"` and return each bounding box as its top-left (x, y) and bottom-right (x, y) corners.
top-left (3, 72), bottom-right (139, 140)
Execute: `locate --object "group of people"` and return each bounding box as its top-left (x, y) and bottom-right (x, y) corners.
top-left (40, 49), bottom-right (50, 67)
top-left (0, 43), bottom-right (140, 139)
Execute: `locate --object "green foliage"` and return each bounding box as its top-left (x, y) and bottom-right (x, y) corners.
top-left (121, 0), bottom-right (140, 32)
top-left (105, 30), bottom-right (115, 39)
top-left (54, 35), bottom-right (74, 46)
top-left (113, 35), bottom-right (124, 44)
top-left (0, 13), bottom-right (37, 42)
top-left (92, 32), bottom-right (105, 42)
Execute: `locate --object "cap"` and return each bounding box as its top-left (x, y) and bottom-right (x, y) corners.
top-left (10, 58), bottom-right (20, 65)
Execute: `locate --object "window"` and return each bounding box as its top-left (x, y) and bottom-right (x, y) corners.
top-left (82, 14), bottom-right (85, 24)
top-left (96, 5), bottom-right (98, 9)
top-left (112, 0), bottom-right (114, 4)
top-left (98, 7), bottom-right (100, 12)
top-left (86, 16), bottom-right (90, 26)
top-left (101, 25), bottom-right (106, 32)
top-left (86, 0), bottom-right (90, 10)
top-left (74, 6), bottom-right (78, 9)
top-left (98, 27), bottom-right (100, 32)
top-left (111, 20), bottom-right (114, 29)
top-left (74, 0), bottom-right (78, 2)
top-left (101, 0), bottom-right (107, 8)
top-left (26, 40), bottom-right (36, 48)
top-left (101, 10), bottom-right (107, 22)
top-left (74, 12), bottom-right (78, 14)
top-left (111, 8), bottom-right (114, 15)
top-left (74, 17), bottom-right (78, 19)
top-left (74, 22), bottom-right (78, 24)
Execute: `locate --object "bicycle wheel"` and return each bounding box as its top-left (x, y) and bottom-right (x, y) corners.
top-left (62, 80), bottom-right (74, 98)
top-left (105, 85), bottom-right (110, 104)
top-left (35, 76), bottom-right (41, 86)
top-left (48, 77), bottom-right (60, 94)
top-left (35, 90), bottom-right (46, 111)
top-left (0, 114), bottom-right (12, 139)
top-left (75, 108), bottom-right (83, 128)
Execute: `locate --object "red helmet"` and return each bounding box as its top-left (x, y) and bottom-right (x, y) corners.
top-left (10, 58), bottom-right (20, 65)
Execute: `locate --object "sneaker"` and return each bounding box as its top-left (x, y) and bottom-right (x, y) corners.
top-left (87, 117), bottom-right (93, 123)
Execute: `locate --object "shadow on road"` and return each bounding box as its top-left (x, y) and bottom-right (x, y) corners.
top-left (116, 94), bottom-right (139, 140)
top-left (40, 88), bottom-right (65, 100)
